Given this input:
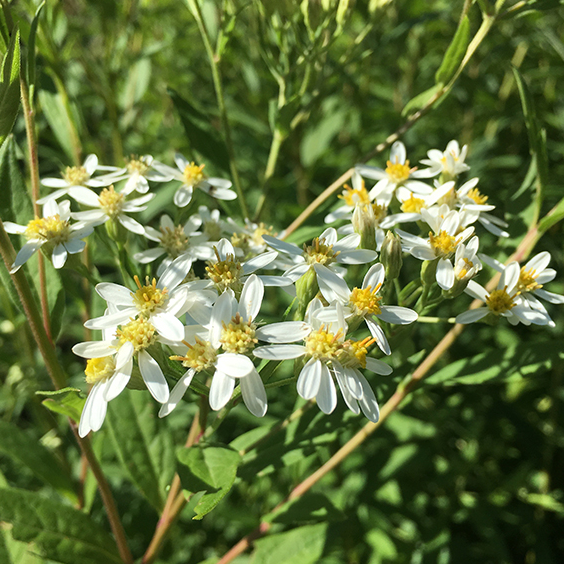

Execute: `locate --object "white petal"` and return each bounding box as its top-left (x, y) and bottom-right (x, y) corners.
top-left (239, 274), bottom-right (263, 322)
top-left (96, 283), bottom-right (133, 306)
top-left (343, 366), bottom-right (363, 400)
top-left (436, 258), bottom-right (454, 290)
top-left (337, 249), bottom-right (378, 265)
top-left (41, 177), bottom-right (69, 188)
top-left (209, 371), bottom-right (235, 410)
top-left (253, 344), bottom-right (305, 360)
top-left (261, 235), bottom-right (302, 256)
top-left (64, 238), bottom-right (86, 254)
top-left (455, 308), bottom-right (488, 324)
top-left (67, 187), bottom-right (101, 206)
top-left (138, 350), bottom-right (170, 403)
top-left (501, 262), bottom-right (520, 293)
top-left (215, 238), bottom-right (236, 260)
top-left (118, 215), bottom-right (145, 235)
top-left (104, 360), bottom-right (132, 401)
top-left (72, 341), bottom-right (115, 358)
top-left (316, 364), bottom-right (337, 414)
top-left (465, 280), bottom-right (488, 301)
top-left (365, 357), bottom-right (393, 375)
top-left (3, 221), bottom-right (27, 234)
top-left (314, 263), bottom-right (350, 304)
top-left (256, 322), bottom-right (311, 343)
top-left (79, 381), bottom-right (108, 437)
top-left (390, 141), bottom-right (406, 164)
top-left (84, 308), bottom-right (137, 330)
top-left (151, 312), bottom-right (185, 341)
top-left (377, 306), bottom-right (418, 325)
top-left (357, 373), bottom-right (380, 423)
top-left (240, 369), bottom-right (267, 417)
top-left (297, 359), bottom-right (322, 400)
top-left (365, 318), bottom-right (391, 355)
top-left (159, 370), bottom-right (195, 417)
top-left (363, 263), bottom-right (385, 290)
top-left (525, 251), bottom-right (551, 273)
top-left (355, 164), bottom-right (387, 181)
top-left (535, 289), bottom-right (564, 304)
top-left (11, 240), bottom-right (43, 272)
top-left (134, 248), bottom-right (166, 263)
top-left (209, 290), bottom-right (236, 348)
top-left (158, 253), bottom-right (192, 291)
top-left (410, 246), bottom-right (436, 261)
top-left (51, 244), bottom-right (68, 269)
top-left (173, 185), bottom-right (193, 208)
top-left (216, 353), bottom-right (254, 378)
top-left (242, 251), bottom-right (277, 274)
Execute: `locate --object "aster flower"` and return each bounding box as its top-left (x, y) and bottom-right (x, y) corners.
top-left (37, 154), bottom-right (119, 205)
top-left (226, 217), bottom-right (279, 259)
top-left (159, 275), bottom-right (268, 417)
top-left (71, 186), bottom-right (153, 235)
top-left (456, 262), bottom-right (550, 326)
top-left (314, 263), bottom-right (418, 355)
top-left (355, 141), bottom-right (434, 197)
top-left (419, 139), bottom-right (470, 180)
top-left (254, 300), bottom-right (391, 421)
top-left (134, 214), bottom-right (214, 276)
top-left (152, 153), bottom-right (236, 208)
top-left (84, 254), bottom-right (193, 342)
top-left (113, 155), bottom-right (174, 195)
top-left (192, 205), bottom-right (231, 242)
top-left (4, 199), bottom-right (94, 273)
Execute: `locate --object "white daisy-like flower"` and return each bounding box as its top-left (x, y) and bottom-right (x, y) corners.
top-left (84, 254), bottom-right (193, 341)
top-left (456, 262), bottom-right (551, 326)
top-left (227, 218), bottom-right (279, 259)
top-left (263, 227), bottom-right (378, 283)
top-left (74, 314), bottom-right (170, 437)
top-left (355, 141), bottom-right (434, 197)
top-left (111, 155), bottom-right (174, 195)
top-left (37, 154), bottom-right (119, 205)
top-left (134, 214), bottom-right (214, 276)
top-left (447, 236), bottom-right (482, 295)
top-left (397, 206), bottom-right (475, 290)
top-left (314, 263), bottom-right (418, 355)
top-left (152, 153), bottom-right (236, 208)
top-left (254, 300), bottom-right (391, 421)
top-left (192, 205), bottom-right (231, 242)
top-left (70, 185), bottom-right (153, 235)
top-left (159, 275), bottom-right (268, 418)
top-left (419, 140), bottom-right (470, 179)
top-left (4, 199), bottom-right (94, 273)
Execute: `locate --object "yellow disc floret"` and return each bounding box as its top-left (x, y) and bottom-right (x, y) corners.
top-left (305, 326), bottom-right (343, 360)
top-left (132, 276), bottom-right (168, 314)
top-left (517, 267), bottom-right (542, 294)
top-left (220, 313), bottom-right (257, 354)
top-left (456, 258), bottom-right (475, 280)
top-left (206, 249), bottom-right (243, 293)
top-left (338, 337), bottom-right (375, 369)
top-left (98, 186), bottom-right (125, 218)
top-left (116, 317), bottom-right (157, 352)
top-left (304, 237), bottom-right (340, 266)
top-left (160, 225), bottom-right (189, 258)
top-left (126, 156), bottom-right (150, 176)
top-left (401, 194), bottom-right (425, 214)
top-left (349, 286), bottom-right (383, 316)
top-left (338, 181), bottom-right (370, 207)
top-left (25, 215), bottom-right (71, 244)
top-left (63, 166), bottom-right (89, 186)
top-left (467, 187), bottom-right (488, 206)
top-left (486, 287), bottom-right (516, 315)
top-left (429, 230), bottom-right (460, 259)
top-left (85, 356), bottom-right (116, 384)
top-left (171, 337), bottom-right (217, 372)
top-left (385, 159), bottom-right (411, 184)
top-left (183, 162), bottom-right (206, 186)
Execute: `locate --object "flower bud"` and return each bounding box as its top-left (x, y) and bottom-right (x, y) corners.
top-left (380, 231), bottom-right (403, 280)
top-left (420, 258), bottom-right (438, 287)
top-left (105, 217), bottom-right (127, 242)
top-left (352, 204), bottom-right (376, 251)
top-left (294, 266), bottom-right (319, 320)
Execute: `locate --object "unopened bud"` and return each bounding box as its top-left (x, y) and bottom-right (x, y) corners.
top-left (352, 204), bottom-right (376, 251)
top-left (294, 266), bottom-right (319, 320)
top-left (380, 231), bottom-right (403, 280)
top-left (105, 218), bottom-right (127, 242)
top-left (420, 258), bottom-right (438, 287)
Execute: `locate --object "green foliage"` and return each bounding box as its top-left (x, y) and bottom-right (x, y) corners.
top-left (38, 387), bottom-right (85, 423)
top-left (0, 28), bottom-right (20, 146)
top-left (435, 15), bottom-right (470, 85)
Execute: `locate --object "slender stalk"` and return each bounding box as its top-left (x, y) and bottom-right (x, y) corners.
top-left (187, 0), bottom-right (249, 219)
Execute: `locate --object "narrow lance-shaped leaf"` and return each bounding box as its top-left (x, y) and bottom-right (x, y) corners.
top-left (0, 28), bottom-right (20, 146)
top-left (435, 15), bottom-right (470, 85)
top-left (26, 2), bottom-right (45, 106)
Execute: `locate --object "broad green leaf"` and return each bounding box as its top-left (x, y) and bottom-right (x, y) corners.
top-left (106, 390), bottom-right (175, 511)
top-left (401, 83), bottom-right (443, 117)
top-left (168, 88), bottom-right (230, 172)
top-left (0, 420), bottom-right (76, 502)
top-left (0, 488), bottom-right (121, 564)
top-left (268, 493), bottom-right (344, 525)
top-left (26, 2), bottom-right (45, 104)
top-left (1, 523), bottom-right (47, 564)
top-left (38, 387), bottom-right (85, 423)
top-left (251, 523), bottom-right (327, 564)
top-left (435, 16), bottom-right (470, 85)
top-left (0, 28), bottom-right (20, 146)
top-left (177, 444), bottom-right (241, 520)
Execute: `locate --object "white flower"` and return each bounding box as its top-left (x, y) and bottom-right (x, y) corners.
top-left (226, 217), bottom-right (279, 258)
top-left (134, 214), bottom-right (214, 276)
top-left (74, 315), bottom-right (170, 436)
top-left (71, 186), bottom-right (153, 235)
top-left (84, 254), bottom-right (193, 341)
top-left (355, 141), bottom-right (434, 197)
top-left (314, 263), bottom-right (417, 355)
top-left (397, 207), bottom-right (474, 290)
top-left (159, 275), bottom-right (268, 418)
top-left (192, 205), bottom-right (231, 242)
top-left (456, 262), bottom-right (551, 326)
top-left (419, 140), bottom-right (470, 179)
top-left (4, 199), bottom-right (94, 273)
top-left (152, 153), bottom-right (236, 208)
top-left (112, 155), bottom-right (173, 195)
top-left (450, 236), bottom-right (482, 287)
top-left (37, 154), bottom-right (119, 205)
top-left (254, 300), bottom-right (391, 421)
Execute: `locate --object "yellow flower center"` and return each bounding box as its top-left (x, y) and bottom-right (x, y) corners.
top-left (220, 313), bottom-right (257, 354)
top-left (338, 337), bottom-right (375, 369)
top-left (63, 166), bottom-right (89, 186)
top-left (206, 249), bottom-right (243, 294)
top-left (126, 156), bottom-right (150, 176)
top-left (372, 203), bottom-right (388, 224)
top-left (203, 220), bottom-right (223, 240)
top-left (349, 286), bottom-right (383, 316)
top-left (385, 159), bottom-right (411, 184)
top-left (132, 276), bottom-right (168, 314)
top-left (338, 181), bottom-right (370, 207)
top-left (183, 162), bottom-right (206, 186)
top-left (160, 225), bottom-right (189, 258)
top-left (401, 194), bottom-right (425, 214)
top-left (486, 287), bottom-right (516, 315)
top-left (98, 186), bottom-right (125, 218)
top-left (467, 187), bottom-right (488, 205)
top-left (305, 326), bottom-right (343, 360)
top-left (115, 316), bottom-right (157, 352)
top-left (517, 267), bottom-right (542, 294)
top-left (456, 258), bottom-right (474, 280)
top-left (429, 230), bottom-right (460, 259)
top-left (171, 337), bottom-right (217, 372)
top-left (84, 356), bottom-right (116, 385)
top-left (304, 237), bottom-right (340, 266)
top-left (25, 215), bottom-right (71, 244)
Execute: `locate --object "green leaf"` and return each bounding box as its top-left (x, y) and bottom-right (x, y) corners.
top-left (26, 2), bottom-right (44, 105)
top-left (435, 16), bottom-right (470, 85)
top-left (0, 488), bottom-right (121, 564)
top-left (106, 391), bottom-right (175, 511)
top-left (251, 523), bottom-right (327, 564)
top-left (0, 421), bottom-right (76, 503)
top-left (119, 57), bottom-right (152, 111)
top-left (268, 493), bottom-right (344, 525)
top-left (38, 387), bottom-right (85, 423)
top-left (538, 195), bottom-right (564, 233)
top-left (1, 522), bottom-right (47, 564)
top-left (177, 444), bottom-right (241, 520)
top-left (401, 83), bottom-right (443, 117)
top-left (0, 28), bottom-right (20, 146)
top-left (168, 88), bottom-right (230, 172)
